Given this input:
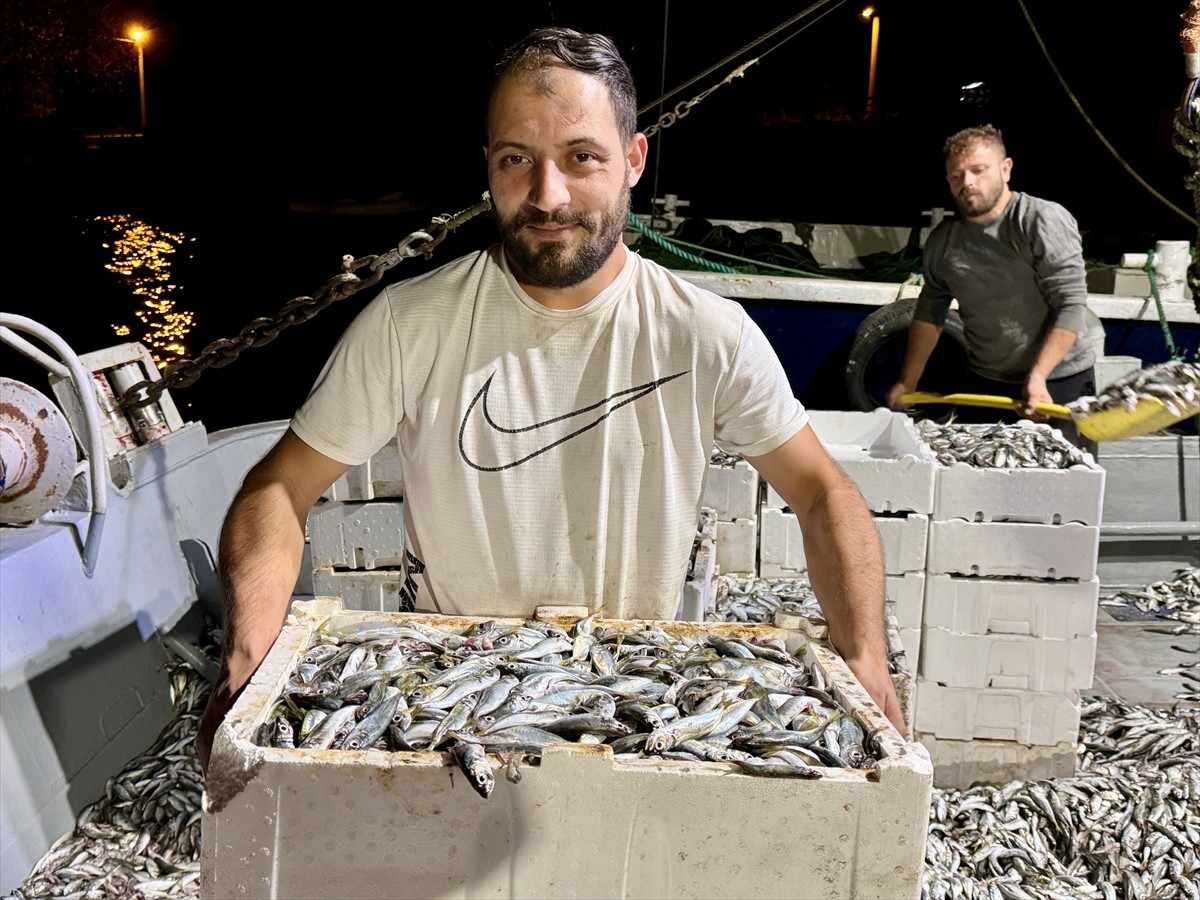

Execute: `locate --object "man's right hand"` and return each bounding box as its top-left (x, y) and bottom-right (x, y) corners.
top-left (885, 382), bottom-right (915, 409)
top-left (197, 653), bottom-right (261, 775)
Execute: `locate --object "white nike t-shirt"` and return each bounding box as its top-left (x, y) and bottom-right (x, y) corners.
top-left (291, 244), bottom-right (807, 620)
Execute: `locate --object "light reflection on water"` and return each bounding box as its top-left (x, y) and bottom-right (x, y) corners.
top-left (89, 213), bottom-right (195, 366)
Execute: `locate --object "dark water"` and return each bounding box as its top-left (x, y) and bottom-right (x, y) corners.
top-left (5, 137), bottom-right (503, 433)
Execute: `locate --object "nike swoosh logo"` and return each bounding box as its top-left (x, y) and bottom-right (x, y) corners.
top-left (459, 370), bottom-right (690, 472)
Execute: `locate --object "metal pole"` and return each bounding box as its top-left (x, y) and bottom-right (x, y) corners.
top-left (866, 15), bottom-right (879, 118)
top-left (137, 41), bottom-right (146, 133)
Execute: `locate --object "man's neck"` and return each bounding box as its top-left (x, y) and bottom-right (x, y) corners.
top-left (512, 244), bottom-right (628, 311)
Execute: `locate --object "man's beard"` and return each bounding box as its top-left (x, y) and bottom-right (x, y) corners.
top-left (955, 182), bottom-right (1004, 218)
top-left (498, 189), bottom-right (630, 289)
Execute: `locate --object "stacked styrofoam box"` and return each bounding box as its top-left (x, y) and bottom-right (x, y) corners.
top-left (203, 598), bottom-right (932, 900)
top-left (913, 427), bottom-right (1106, 785)
top-left (310, 439), bottom-right (407, 611)
top-left (677, 507), bottom-right (717, 621)
top-left (760, 410), bottom-right (937, 670)
top-left (702, 451), bottom-right (761, 575)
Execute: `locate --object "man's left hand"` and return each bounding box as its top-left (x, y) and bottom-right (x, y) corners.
top-left (1022, 373), bottom-right (1053, 419)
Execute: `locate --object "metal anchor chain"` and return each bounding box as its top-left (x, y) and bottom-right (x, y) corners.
top-left (641, 61), bottom-right (757, 140)
top-left (118, 192), bottom-right (493, 410)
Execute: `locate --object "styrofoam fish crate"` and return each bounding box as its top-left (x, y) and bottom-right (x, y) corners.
top-left (324, 437), bottom-right (404, 501)
top-left (678, 507), bottom-right (717, 621)
top-left (307, 499), bottom-right (405, 570)
top-left (913, 679), bottom-right (1081, 746)
top-left (925, 520), bottom-right (1099, 580)
top-left (1094, 433), bottom-right (1199, 523)
top-left (915, 733), bottom-right (1077, 789)
top-left (932, 459), bottom-right (1105, 525)
top-left (920, 628), bottom-right (1096, 692)
top-left (758, 508), bottom-right (928, 577)
top-left (797, 409), bottom-right (939, 514)
top-left (311, 567), bottom-right (404, 611)
top-left (886, 573), bottom-right (925, 632)
top-left (202, 599), bottom-right (932, 900)
top-left (702, 458), bottom-right (761, 521)
top-left (922, 574), bottom-right (1098, 640)
top-left (715, 516), bottom-right (757, 575)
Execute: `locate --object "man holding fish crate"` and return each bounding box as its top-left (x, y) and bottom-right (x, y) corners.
top-left (198, 26), bottom-right (905, 774)
top-left (886, 124), bottom-right (1097, 445)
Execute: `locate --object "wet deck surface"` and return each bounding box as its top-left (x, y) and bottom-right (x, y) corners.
top-left (1090, 606), bottom-right (1198, 706)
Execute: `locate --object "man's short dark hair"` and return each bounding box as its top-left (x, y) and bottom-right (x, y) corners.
top-left (491, 27), bottom-right (639, 144)
top-left (944, 124), bottom-right (1006, 160)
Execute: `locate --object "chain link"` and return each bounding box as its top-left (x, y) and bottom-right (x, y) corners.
top-left (119, 193), bottom-right (493, 410)
top-left (642, 61), bottom-right (757, 140)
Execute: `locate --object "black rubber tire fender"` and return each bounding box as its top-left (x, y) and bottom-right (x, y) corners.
top-left (844, 297), bottom-right (968, 411)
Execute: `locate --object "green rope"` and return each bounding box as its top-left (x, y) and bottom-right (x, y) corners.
top-left (1144, 250), bottom-right (1186, 361)
top-left (626, 213), bottom-right (737, 273)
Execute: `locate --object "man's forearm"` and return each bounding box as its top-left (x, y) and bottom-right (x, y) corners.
top-left (897, 318), bottom-right (944, 386)
top-left (217, 476), bottom-right (309, 684)
top-left (1028, 326), bottom-right (1078, 381)
top-left (797, 472), bottom-right (888, 662)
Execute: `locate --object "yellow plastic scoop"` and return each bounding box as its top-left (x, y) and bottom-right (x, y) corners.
top-left (896, 392), bottom-right (1199, 442)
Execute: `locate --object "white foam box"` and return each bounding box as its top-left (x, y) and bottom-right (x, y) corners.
top-left (202, 598), bottom-right (932, 900)
top-left (922, 574), bottom-right (1098, 640)
top-left (311, 567), bottom-right (404, 611)
top-left (920, 628), bottom-right (1096, 692)
top-left (1094, 355), bottom-right (1141, 390)
top-left (324, 437), bottom-right (404, 501)
top-left (678, 508), bottom-right (717, 621)
top-left (925, 520), bottom-right (1099, 580)
top-left (796, 409), bottom-right (939, 514)
top-left (758, 508), bottom-right (928, 577)
top-left (1094, 433), bottom-right (1200, 523)
top-left (916, 733), bottom-right (1077, 789)
top-left (932, 457), bottom-right (1105, 525)
top-left (702, 458), bottom-right (760, 521)
top-left (913, 679), bottom-right (1082, 746)
top-left (715, 516), bottom-right (757, 575)
top-left (885, 573), bottom-right (926, 633)
top-left (307, 499), bottom-right (405, 570)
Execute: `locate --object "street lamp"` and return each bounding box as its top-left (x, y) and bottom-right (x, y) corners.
top-left (861, 6), bottom-right (880, 118)
top-left (116, 27), bottom-right (148, 133)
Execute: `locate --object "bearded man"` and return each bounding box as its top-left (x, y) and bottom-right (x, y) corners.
top-left (886, 124), bottom-right (1096, 431)
top-left (198, 27), bottom-right (907, 774)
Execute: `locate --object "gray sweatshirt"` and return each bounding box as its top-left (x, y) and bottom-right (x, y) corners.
top-left (914, 191), bottom-right (1096, 382)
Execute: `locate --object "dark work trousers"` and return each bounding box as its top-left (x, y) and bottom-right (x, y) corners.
top-left (948, 367), bottom-right (1097, 454)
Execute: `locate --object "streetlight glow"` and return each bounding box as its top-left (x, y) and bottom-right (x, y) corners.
top-left (862, 8), bottom-right (880, 118)
top-left (117, 26), bottom-right (150, 134)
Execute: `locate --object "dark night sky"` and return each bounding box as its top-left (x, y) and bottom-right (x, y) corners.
top-left (6, 1), bottom-right (1198, 430)
top-left (137, 1), bottom-right (1195, 242)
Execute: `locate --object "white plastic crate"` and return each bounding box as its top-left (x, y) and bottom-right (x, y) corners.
top-left (759, 508), bottom-right (928, 584)
top-left (702, 458), bottom-right (761, 521)
top-left (932, 459), bottom-right (1104, 525)
top-left (324, 437), bottom-right (404, 501)
top-left (913, 679), bottom-right (1082, 746)
top-left (311, 567), bottom-right (404, 611)
top-left (925, 520), bottom-right (1099, 580)
top-left (922, 574), bottom-right (1098, 640)
top-left (307, 499), bottom-right (405, 570)
top-left (715, 516), bottom-right (758, 575)
top-left (919, 628), bottom-right (1096, 692)
top-left (202, 599), bottom-right (932, 900)
top-left (799, 409), bottom-right (939, 514)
